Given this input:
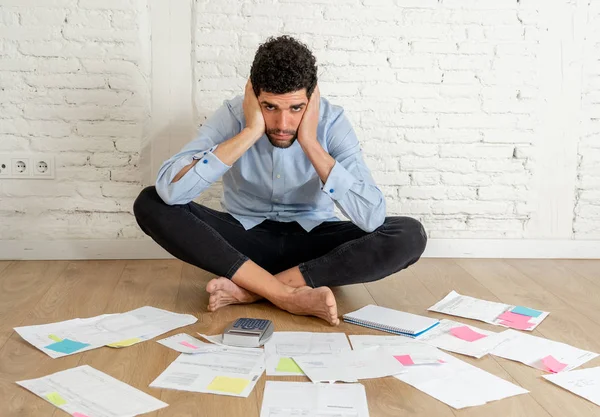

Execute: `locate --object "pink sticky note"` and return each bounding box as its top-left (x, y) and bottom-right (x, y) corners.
top-left (438, 359), bottom-right (446, 363)
top-left (73, 413), bottom-right (91, 417)
top-left (394, 355), bottom-right (415, 366)
top-left (542, 355), bottom-right (567, 373)
top-left (450, 326), bottom-right (488, 342)
top-left (180, 341), bottom-right (198, 349)
top-left (498, 320), bottom-right (533, 330)
top-left (498, 311), bottom-right (533, 324)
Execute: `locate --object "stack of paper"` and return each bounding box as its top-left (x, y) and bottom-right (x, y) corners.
top-left (14, 306), bottom-right (198, 358)
top-left (491, 330), bottom-right (598, 372)
top-left (350, 335), bottom-right (529, 409)
top-left (150, 345), bottom-right (265, 397)
top-left (292, 347), bottom-right (405, 383)
top-left (543, 367), bottom-right (600, 407)
top-left (417, 319), bottom-right (512, 358)
top-left (17, 365), bottom-right (168, 417)
top-left (260, 381), bottom-right (370, 417)
top-left (263, 332), bottom-right (351, 376)
top-left (428, 291), bottom-right (549, 331)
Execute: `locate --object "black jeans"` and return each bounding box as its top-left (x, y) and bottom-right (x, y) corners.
top-left (133, 186), bottom-right (427, 288)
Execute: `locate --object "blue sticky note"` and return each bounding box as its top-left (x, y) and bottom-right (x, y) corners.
top-left (511, 306), bottom-right (543, 318)
top-left (44, 339), bottom-right (90, 354)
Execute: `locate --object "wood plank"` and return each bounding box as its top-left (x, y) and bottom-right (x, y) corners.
top-left (552, 259), bottom-right (600, 290)
top-left (456, 259), bottom-right (600, 417)
top-left (0, 260), bottom-right (13, 276)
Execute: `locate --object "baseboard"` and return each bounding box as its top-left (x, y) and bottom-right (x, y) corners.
top-left (1, 238), bottom-right (599, 260)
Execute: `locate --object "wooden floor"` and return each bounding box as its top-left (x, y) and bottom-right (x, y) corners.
top-left (0, 259), bottom-right (599, 416)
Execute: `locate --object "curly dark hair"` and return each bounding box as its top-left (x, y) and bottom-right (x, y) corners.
top-left (250, 35), bottom-right (318, 98)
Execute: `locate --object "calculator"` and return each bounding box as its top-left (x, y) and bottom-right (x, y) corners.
top-left (222, 318), bottom-right (274, 348)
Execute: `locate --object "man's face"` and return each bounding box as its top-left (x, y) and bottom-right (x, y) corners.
top-left (258, 89), bottom-right (308, 149)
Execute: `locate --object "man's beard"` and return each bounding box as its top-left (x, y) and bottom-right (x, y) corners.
top-left (266, 129), bottom-right (298, 149)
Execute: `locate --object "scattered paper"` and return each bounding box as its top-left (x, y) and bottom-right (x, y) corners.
top-left (158, 333), bottom-right (219, 354)
top-left (543, 366), bottom-right (600, 407)
top-left (260, 381), bottom-right (370, 417)
top-left (17, 365), bottom-right (168, 417)
top-left (394, 355), bottom-right (415, 366)
top-left (150, 345), bottom-right (265, 397)
top-left (542, 355), bottom-right (568, 373)
top-left (491, 330), bottom-right (598, 372)
top-left (350, 335), bottom-right (528, 409)
top-left (263, 332), bottom-right (351, 376)
top-left (349, 335), bottom-right (444, 365)
top-left (450, 326), bottom-right (487, 342)
top-left (292, 347), bottom-right (405, 383)
top-left (428, 290), bottom-right (549, 331)
top-left (416, 319), bottom-right (511, 359)
top-left (14, 306), bottom-right (197, 358)
top-left (511, 306), bottom-right (543, 318)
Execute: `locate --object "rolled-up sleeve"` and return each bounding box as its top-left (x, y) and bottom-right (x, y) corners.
top-left (155, 101), bottom-right (239, 205)
top-left (323, 110), bottom-right (386, 232)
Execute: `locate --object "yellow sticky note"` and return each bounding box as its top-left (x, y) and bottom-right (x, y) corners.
top-left (207, 376), bottom-right (249, 395)
top-left (107, 337), bottom-right (143, 348)
top-left (276, 357), bottom-right (303, 374)
top-left (48, 334), bottom-right (62, 342)
top-left (45, 392), bottom-right (67, 406)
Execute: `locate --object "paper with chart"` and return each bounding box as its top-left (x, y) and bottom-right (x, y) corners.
top-left (260, 381), bottom-right (370, 417)
top-left (150, 345), bottom-right (265, 397)
top-left (292, 347), bottom-right (405, 383)
top-left (543, 366), bottom-right (600, 407)
top-left (16, 365), bottom-right (168, 417)
top-left (428, 290), bottom-right (549, 331)
top-left (14, 306), bottom-right (198, 358)
top-left (157, 333), bottom-right (220, 354)
top-left (350, 335), bottom-right (528, 409)
top-left (349, 335), bottom-right (444, 366)
top-left (264, 332), bottom-right (351, 376)
top-left (491, 330), bottom-right (598, 372)
top-left (416, 319), bottom-right (512, 358)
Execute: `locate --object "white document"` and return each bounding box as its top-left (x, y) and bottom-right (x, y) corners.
top-left (260, 381), bottom-right (370, 417)
top-left (428, 291), bottom-right (549, 331)
top-left (150, 345), bottom-right (265, 397)
top-left (16, 365), bottom-right (168, 417)
top-left (157, 333), bottom-right (219, 354)
top-left (350, 335), bottom-right (528, 409)
top-left (264, 332), bottom-right (351, 376)
top-left (543, 367), bottom-right (600, 407)
top-left (491, 330), bottom-right (598, 372)
top-left (14, 306), bottom-right (197, 358)
top-left (417, 319), bottom-right (512, 359)
top-left (292, 347), bottom-right (405, 383)
top-left (349, 335), bottom-right (444, 365)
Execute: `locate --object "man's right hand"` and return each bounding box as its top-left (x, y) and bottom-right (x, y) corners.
top-left (243, 80), bottom-right (265, 138)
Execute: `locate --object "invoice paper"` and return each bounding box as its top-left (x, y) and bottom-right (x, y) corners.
top-left (150, 345), bottom-right (265, 397)
top-left (428, 290), bottom-right (549, 331)
top-left (17, 365), bottom-right (168, 417)
top-left (543, 367), bottom-right (600, 407)
top-left (260, 381), bottom-right (370, 417)
top-left (264, 332), bottom-right (351, 376)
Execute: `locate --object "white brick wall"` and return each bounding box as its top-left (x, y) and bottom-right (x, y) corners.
top-left (0, 0), bottom-right (149, 240)
top-left (574, 2), bottom-right (600, 239)
top-left (0, 0), bottom-right (598, 244)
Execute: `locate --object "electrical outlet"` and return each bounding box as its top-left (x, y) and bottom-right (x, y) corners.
top-left (0, 154), bottom-right (55, 179)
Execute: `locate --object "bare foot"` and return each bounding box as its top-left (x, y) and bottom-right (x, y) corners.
top-left (275, 286), bottom-right (339, 326)
top-left (206, 277), bottom-right (261, 312)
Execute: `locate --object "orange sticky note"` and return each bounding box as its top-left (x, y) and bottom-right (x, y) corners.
top-left (450, 326), bottom-right (487, 342)
top-left (394, 355), bottom-right (415, 366)
top-left (542, 355), bottom-right (567, 373)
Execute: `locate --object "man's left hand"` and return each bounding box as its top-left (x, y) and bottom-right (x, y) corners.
top-left (297, 84), bottom-right (320, 146)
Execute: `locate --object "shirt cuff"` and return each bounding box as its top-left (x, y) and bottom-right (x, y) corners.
top-left (321, 161), bottom-right (355, 200)
top-left (192, 145), bottom-right (231, 183)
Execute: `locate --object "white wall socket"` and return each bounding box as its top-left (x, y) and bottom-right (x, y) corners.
top-left (0, 154), bottom-right (55, 179)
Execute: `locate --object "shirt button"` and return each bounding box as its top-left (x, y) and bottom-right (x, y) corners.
top-left (203, 160), bottom-right (208, 164)
top-left (276, 174), bottom-right (281, 179)
top-left (329, 188), bottom-right (335, 193)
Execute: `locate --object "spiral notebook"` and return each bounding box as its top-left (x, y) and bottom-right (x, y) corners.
top-left (343, 305), bottom-right (440, 338)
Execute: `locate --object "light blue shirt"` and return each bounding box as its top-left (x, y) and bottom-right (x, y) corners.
top-left (155, 95), bottom-right (386, 232)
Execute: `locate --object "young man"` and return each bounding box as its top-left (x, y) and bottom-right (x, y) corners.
top-left (134, 36), bottom-right (427, 325)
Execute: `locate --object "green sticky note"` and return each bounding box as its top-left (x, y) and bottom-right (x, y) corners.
top-left (207, 376), bottom-right (249, 395)
top-left (276, 357), bottom-right (303, 374)
top-left (45, 392), bottom-right (67, 406)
